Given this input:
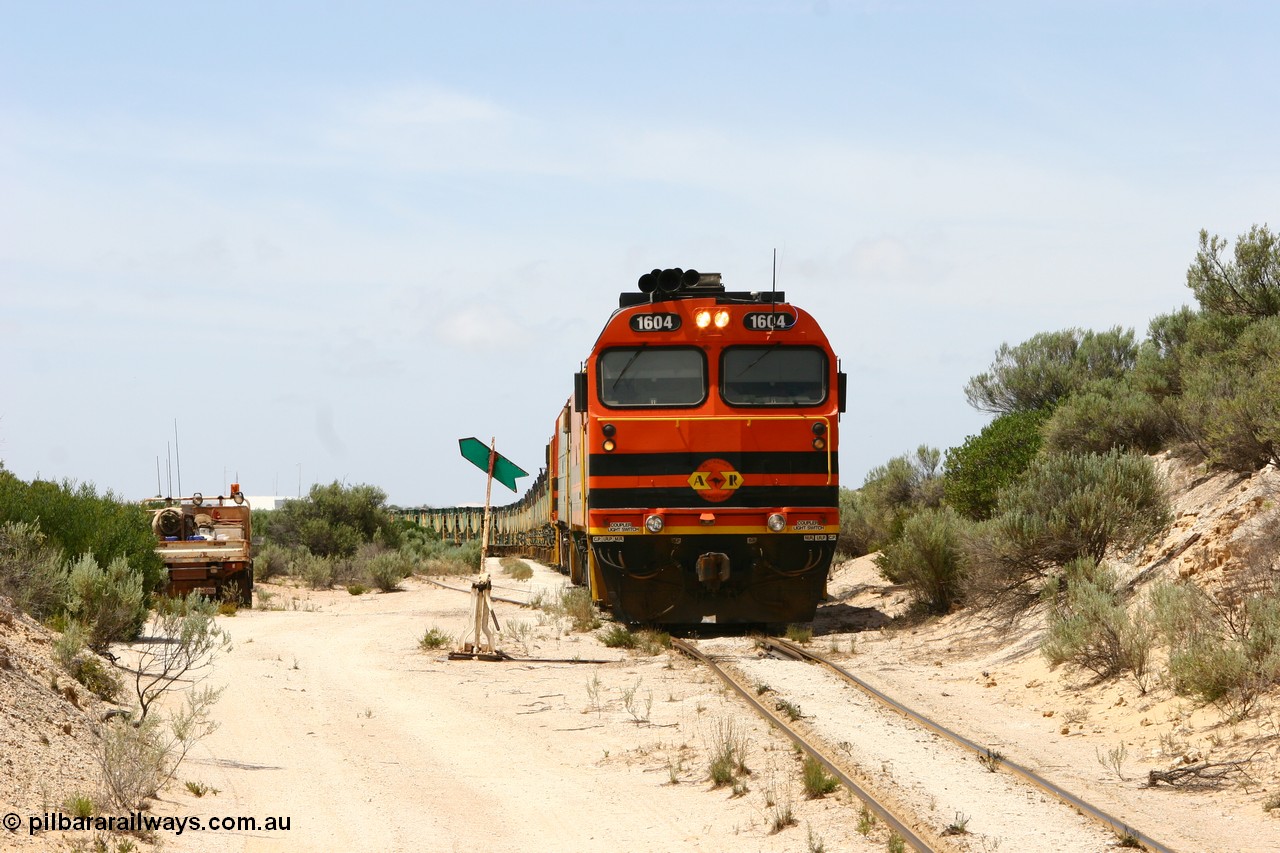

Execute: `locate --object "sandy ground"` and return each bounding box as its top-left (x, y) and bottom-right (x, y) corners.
top-left (139, 565), bottom-right (887, 853)
top-left (10, 538), bottom-right (1280, 852)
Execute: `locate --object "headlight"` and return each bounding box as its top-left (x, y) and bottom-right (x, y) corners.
top-left (645, 514), bottom-right (665, 533)
top-left (714, 309), bottom-right (730, 328)
top-left (767, 513), bottom-right (786, 532)
top-left (695, 310), bottom-right (711, 329)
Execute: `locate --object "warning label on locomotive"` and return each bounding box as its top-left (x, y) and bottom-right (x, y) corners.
top-left (607, 521), bottom-right (638, 532)
top-left (688, 459), bottom-right (743, 503)
top-left (792, 520), bottom-right (826, 530)
top-left (593, 535), bottom-right (625, 543)
top-left (803, 534), bottom-right (839, 541)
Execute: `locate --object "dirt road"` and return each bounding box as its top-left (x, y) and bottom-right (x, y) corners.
top-left (150, 565), bottom-right (875, 853)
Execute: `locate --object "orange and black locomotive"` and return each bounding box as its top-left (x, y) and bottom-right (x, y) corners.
top-left (412, 268), bottom-right (845, 627)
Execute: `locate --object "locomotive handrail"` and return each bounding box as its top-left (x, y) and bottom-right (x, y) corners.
top-left (591, 414), bottom-right (833, 484)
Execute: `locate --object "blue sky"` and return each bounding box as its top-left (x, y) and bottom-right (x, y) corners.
top-left (2, 1), bottom-right (1277, 507)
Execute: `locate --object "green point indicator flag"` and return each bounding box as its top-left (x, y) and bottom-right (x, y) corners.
top-left (458, 437), bottom-right (528, 492)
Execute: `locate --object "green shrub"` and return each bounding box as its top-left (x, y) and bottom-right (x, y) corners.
top-left (636, 629), bottom-right (671, 655)
top-left (366, 551), bottom-right (412, 592)
top-left (801, 756), bottom-right (839, 798)
top-left (967, 450), bottom-right (1171, 614)
top-left (837, 446), bottom-right (943, 556)
top-left (706, 717), bottom-right (749, 788)
top-left (559, 587), bottom-right (600, 632)
top-left (346, 583), bottom-right (368, 596)
top-left (599, 624), bottom-right (638, 648)
top-left (69, 654), bottom-right (123, 702)
top-left (1155, 580), bottom-right (1280, 718)
top-left (66, 553), bottom-right (148, 651)
top-left (1041, 559), bottom-right (1153, 687)
top-left (500, 556), bottom-right (533, 580)
top-left (98, 717), bottom-right (167, 809)
top-left (784, 624), bottom-right (812, 644)
top-left (252, 542), bottom-right (293, 581)
top-left (418, 626), bottom-right (451, 650)
top-left (262, 481), bottom-right (401, 557)
top-left (295, 552), bottom-right (334, 589)
top-left (1186, 224), bottom-right (1280, 319)
top-left (1042, 378), bottom-right (1172, 456)
top-left (0, 472), bottom-right (164, 594)
top-left (54, 619), bottom-right (88, 670)
top-left (1177, 315), bottom-right (1280, 470)
top-left (0, 520), bottom-right (68, 619)
top-left (65, 793), bottom-right (95, 819)
top-left (875, 507), bottom-right (971, 613)
top-left (963, 327), bottom-right (1138, 415)
top-left (943, 409), bottom-right (1048, 520)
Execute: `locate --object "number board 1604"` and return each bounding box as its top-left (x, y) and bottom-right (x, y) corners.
top-left (630, 313), bottom-right (682, 332)
top-left (744, 311), bottom-right (796, 331)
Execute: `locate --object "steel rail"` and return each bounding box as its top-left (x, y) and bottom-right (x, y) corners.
top-left (671, 638), bottom-right (938, 853)
top-left (762, 637), bottom-right (1175, 853)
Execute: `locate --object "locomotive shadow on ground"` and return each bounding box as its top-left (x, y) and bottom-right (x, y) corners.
top-left (659, 599), bottom-right (893, 639)
top-left (811, 601), bottom-right (893, 635)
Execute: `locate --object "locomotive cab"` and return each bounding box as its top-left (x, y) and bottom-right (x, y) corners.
top-left (576, 269), bottom-right (845, 626)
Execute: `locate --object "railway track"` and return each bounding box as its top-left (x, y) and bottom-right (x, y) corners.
top-left (421, 568), bottom-right (1175, 850)
top-left (675, 634), bottom-right (1176, 853)
top-left (757, 637), bottom-right (1174, 851)
top-left (671, 637), bottom-right (939, 851)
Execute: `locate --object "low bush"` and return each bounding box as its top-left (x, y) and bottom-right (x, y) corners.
top-left (1042, 378), bottom-right (1172, 456)
top-left (966, 450), bottom-right (1171, 615)
top-left (599, 624), bottom-right (637, 648)
top-left (559, 587), bottom-right (600, 632)
top-left (1153, 579), bottom-right (1280, 719)
top-left (706, 717), bottom-right (749, 788)
top-left (943, 409), bottom-right (1048, 521)
top-left (98, 717), bottom-right (167, 809)
top-left (252, 542), bottom-right (293, 581)
top-left (784, 624), bottom-right (812, 644)
top-left (1040, 559), bottom-right (1153, 689)
top-left (836, 447), bottom-right (944, 557)
top-left (1177, 316), bottom-right (1280, 471)
top-left (418, 626), bottom-right (451, 650)
top-left (500, 556), bottom-right (533, 580)
top-left (0, 471), bottom-right (165, 594)
top-left (66, 553), bottom-right (148, 651)
top-left (295, 552), bottom-right (334, 590)
top-left (636, 629), bottom-right (671, 655)
top-left (69, 654), bottom-right (123, 702)
top-left (801, 756), bottom-right (839, 798)
top-left (366, 551), bottom-right (412, 592)
top-left (0, 520), bottom-right (68, 619)
top-left (875, 506), bottom-right (971, 613)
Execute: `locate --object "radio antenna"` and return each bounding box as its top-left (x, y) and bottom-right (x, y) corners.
top-left (771, 248), bottom-right (777, 315)
top-left (174, 419), bottom-right (183, 499)
top-left (155, 456), bottom-right (162, 498)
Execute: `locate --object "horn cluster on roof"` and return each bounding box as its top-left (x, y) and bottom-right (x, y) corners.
top-left (619, 267), bottom-right (786, 308)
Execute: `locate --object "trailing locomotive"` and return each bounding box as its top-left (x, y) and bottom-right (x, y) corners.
top-left (411, 268), bottom-right (845, 626)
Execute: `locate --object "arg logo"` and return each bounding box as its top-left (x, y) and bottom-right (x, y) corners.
top-left (688, 458), bottom-right (743, 503)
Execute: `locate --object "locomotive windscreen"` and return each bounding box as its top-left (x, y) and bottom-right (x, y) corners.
top-left (598, 346), bottom-right (707, 408)
top-left (720, 345), bottom-right (828, 406)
